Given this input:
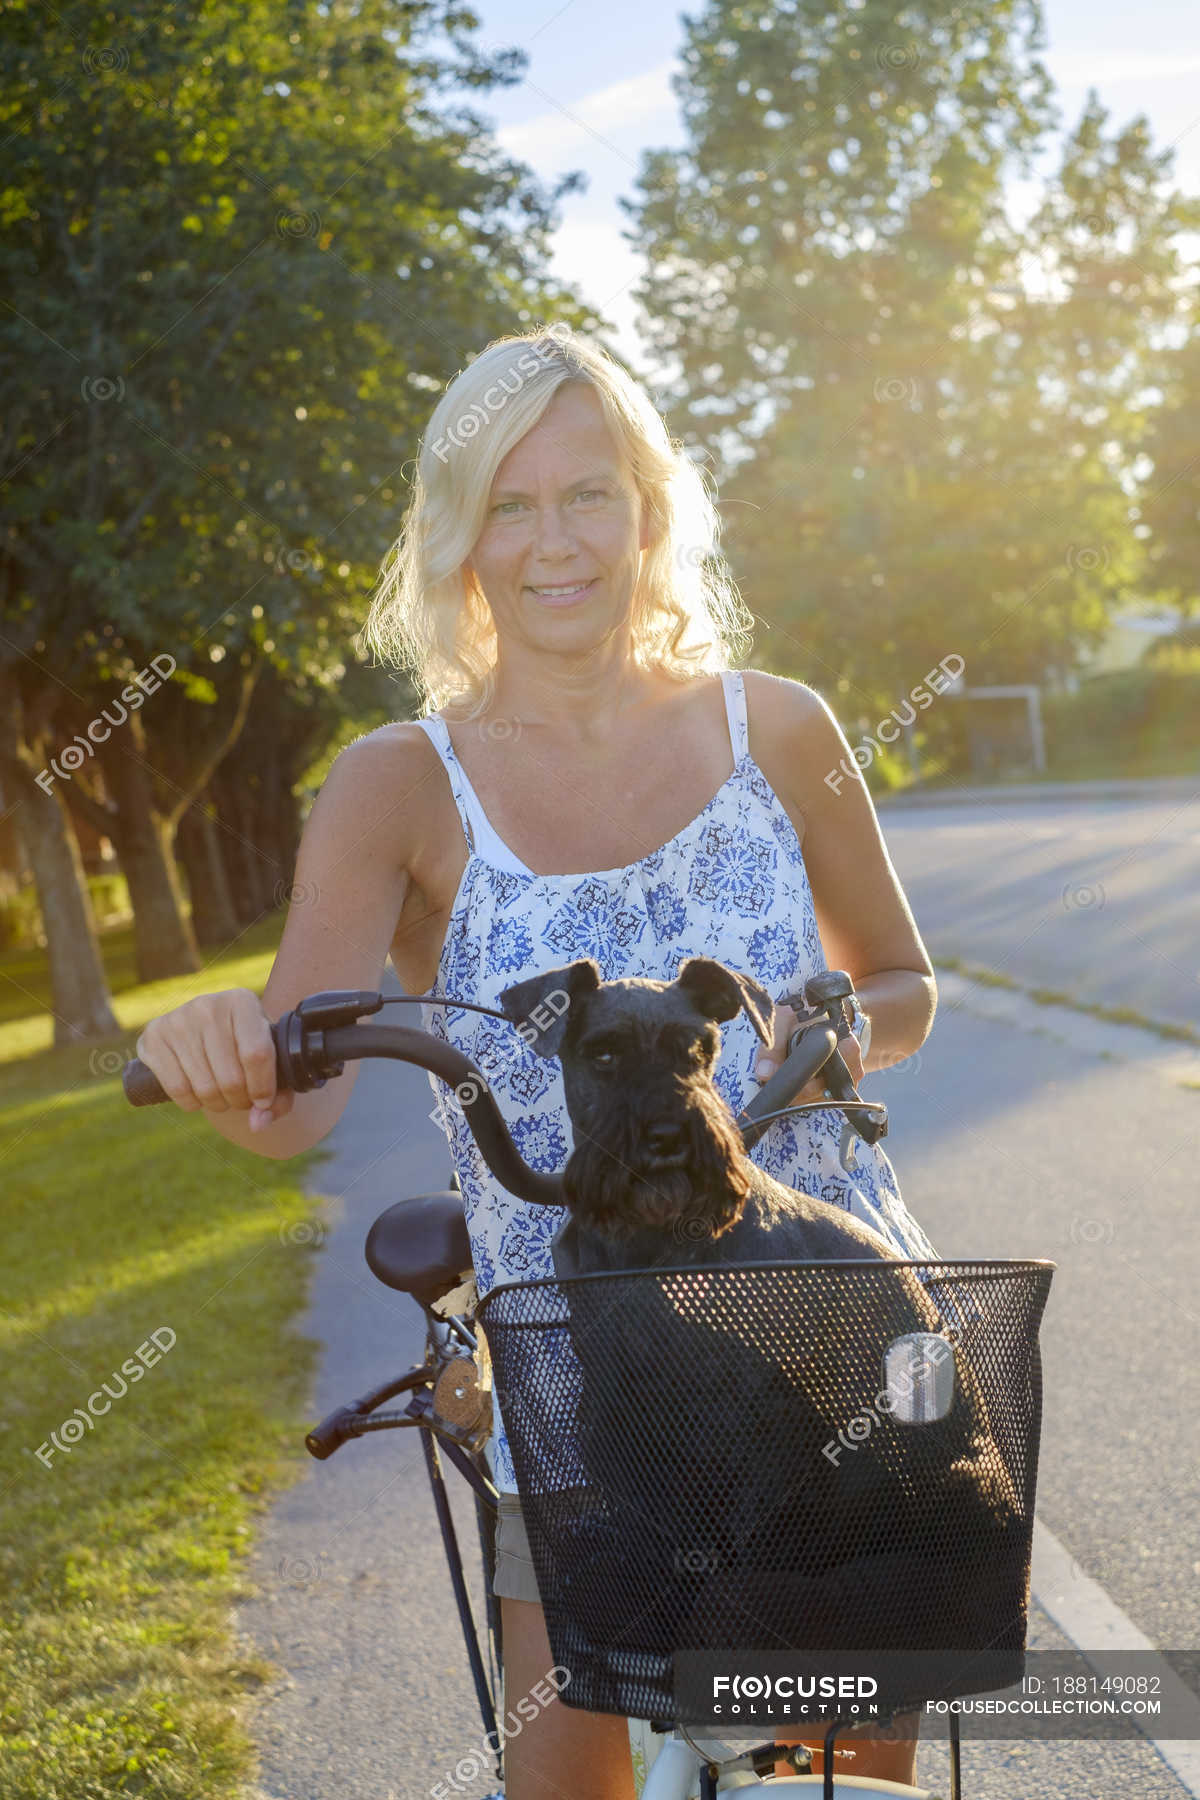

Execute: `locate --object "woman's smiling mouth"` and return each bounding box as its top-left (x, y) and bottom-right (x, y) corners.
top-left (526, 578), bottom-right (598, 605)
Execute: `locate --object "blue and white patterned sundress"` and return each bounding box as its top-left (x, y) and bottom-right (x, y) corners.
top-left (413, 669), bottom-right (940, 1494)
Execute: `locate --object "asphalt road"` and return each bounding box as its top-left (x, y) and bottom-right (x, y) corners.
top-left (234, 961), bottom-right (1200, 1800)
top-left (880, 789), bottom-right (1200, 1035)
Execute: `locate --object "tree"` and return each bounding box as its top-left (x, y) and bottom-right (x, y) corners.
top-left (947, 91), bottom-right (1200, 682)
top-left (48, 652), bottom-right (262, 980)
top-left (1, 0), bottom-right (597, 1012)
top-left (623, 0), bottom-right (1056, 443)
top-left (619, 0), bottom-right (1198, 718)
top-left (0, 667), bottom-right (119, 1043)
top-left (178, 656), bottom-right (408, 941)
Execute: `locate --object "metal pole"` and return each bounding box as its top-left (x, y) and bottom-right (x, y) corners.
top-left (1027, 688), bottom-right (1046, 773)
top-left (905, 718), bottom-right (921, 780)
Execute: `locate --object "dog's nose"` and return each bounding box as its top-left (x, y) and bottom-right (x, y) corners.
top-left (645, 1123), bottom-right (684, 1157)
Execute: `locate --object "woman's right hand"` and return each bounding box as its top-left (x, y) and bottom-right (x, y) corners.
top-left (135, 989), bottom-right (294, 1132)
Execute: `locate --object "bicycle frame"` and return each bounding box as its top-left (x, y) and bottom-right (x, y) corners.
top-left (304, 1283), bottom-right (507, 1791)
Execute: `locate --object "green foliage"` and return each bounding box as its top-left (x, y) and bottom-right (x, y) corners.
top-left (1144, 640), bottom-right (1200, 675)
top-left (0, 0), bottom-right (600, 1001)
top-left (1042, 666), bottom-right (1200, 777)
top-left (0, 872), bottom-right (131, 953)
top-left (622, 0), bottom-right (1200, 699)
top-left (1, 0), bottom-right (597, 717)
top-left (1138, 317), bottom-right (1200, 611)
top-left (87, 872), bottom-right (132, 928)
top-left (0, 883), bottom-right (43, 953)
top-left (629, 0), bottom-right (1056, 435)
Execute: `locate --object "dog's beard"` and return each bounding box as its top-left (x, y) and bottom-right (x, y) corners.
top-left (562, 1093), bottom-right (754, 1243)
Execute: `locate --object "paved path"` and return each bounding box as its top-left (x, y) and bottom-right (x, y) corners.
top-left (233, 973), bottom-right (1200, 1799)
top-left (880, 787), bottom-right (1200, 1035)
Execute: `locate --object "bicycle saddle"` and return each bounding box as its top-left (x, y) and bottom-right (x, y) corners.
top-left (365, 1192), bottom-right (474, 1308)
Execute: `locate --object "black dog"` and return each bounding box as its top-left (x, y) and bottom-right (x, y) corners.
top-left (500, 953), bottom-right (922, 1279)
top-left (496, 957), bottom-right (1028, 1672)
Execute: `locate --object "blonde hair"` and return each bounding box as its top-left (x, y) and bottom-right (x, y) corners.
top-left (360, 324), bottom-right (754, 718)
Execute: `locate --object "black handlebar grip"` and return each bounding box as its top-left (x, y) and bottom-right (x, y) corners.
top-left (305, 1404), bottom-right (360, 1460)
top-left (122, 1057), bottom-right (172, 1107)
top-left (749, 1022), bottom-right (839, 1125)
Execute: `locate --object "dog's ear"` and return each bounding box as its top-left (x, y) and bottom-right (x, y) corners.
top-left (675, 957), bottom-right (775, 1047)
top-left (498, 958), bottom-right (602, 1058)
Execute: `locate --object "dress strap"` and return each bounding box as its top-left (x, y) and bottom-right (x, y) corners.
top-left (720, 669), bottom-right (750, 763)
top-left (413, 715), bottom-right (477, 854)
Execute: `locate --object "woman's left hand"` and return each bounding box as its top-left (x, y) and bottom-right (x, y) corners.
top-left (753, 1002), bottom-right (866, 1103)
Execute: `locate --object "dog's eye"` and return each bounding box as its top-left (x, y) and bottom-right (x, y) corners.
top-left (589, 1045), bottom-right (617, 1066)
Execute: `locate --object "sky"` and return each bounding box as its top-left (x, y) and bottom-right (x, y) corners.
top-left (437, 0), bottom-right (1200, 379)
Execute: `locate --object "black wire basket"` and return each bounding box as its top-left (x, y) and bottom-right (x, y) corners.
top-left (477, 1259), bottom-right (1054, 1723)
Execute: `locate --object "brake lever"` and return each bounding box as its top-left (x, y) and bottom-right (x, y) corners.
top-left (276, 989), bottom-right (385, 1092)
top-left (816, 1040), bottom-right (877, 1170)
top-left (773, 985), bottom-right (887, 1159)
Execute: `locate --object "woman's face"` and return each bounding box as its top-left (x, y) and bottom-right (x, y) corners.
top-left (465, 381), bottom-right (650, 653)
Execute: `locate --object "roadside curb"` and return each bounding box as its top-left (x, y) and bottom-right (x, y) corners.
top-left (877, 775), bottom-right (1200, 809)
top-left (931, 967), bottom-right (1200, 1092)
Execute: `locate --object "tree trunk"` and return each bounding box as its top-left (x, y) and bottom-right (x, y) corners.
top-left (211, 757), bottom-right (276, 923)
top-left (175, 799), bottom-right (241, 948)
top-left (90, 718), bottom-right (199, 982)
top-left (0, 759), bottom-right (120, 1045)
top-left (249, 744), bottom-right (299, 911)
top-left (198, 665), bottom-right (330, 925)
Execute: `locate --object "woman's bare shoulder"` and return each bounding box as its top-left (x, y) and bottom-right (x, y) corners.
top-left (328, 717), bottom-right (444, 782)
top-left (312, 719), bottom-right (452, 866)
top-left (741, 667), bottom-right (835, 739)
top-left (740, 669), bottom-right (853, 809)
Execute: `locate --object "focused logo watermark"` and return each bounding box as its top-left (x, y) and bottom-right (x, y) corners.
top-left (430, 323), bottom-right (573, 463)
top-left (429, 989), bottom-right (571, 1132)
top-left (36, 654), bottom-right (177, 793)
top-left (31, 1327), bottom-right (177, 1468)
top-left (429, 1663), bottom-right (571, 1795)
top-left (825, 654), bottom-right (965, 794)
top-left (711, 1672), bottom-right (881, 1717)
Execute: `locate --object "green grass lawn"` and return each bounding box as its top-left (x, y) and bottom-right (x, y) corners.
top-left (0, 917), bottom-right (331, 1798)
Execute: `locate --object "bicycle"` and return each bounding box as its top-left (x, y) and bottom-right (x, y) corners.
top-left (123, 972), bottom-right (1055, 1799)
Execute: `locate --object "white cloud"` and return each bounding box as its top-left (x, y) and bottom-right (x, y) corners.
top-left (496, 61), bottom-right (679, 165)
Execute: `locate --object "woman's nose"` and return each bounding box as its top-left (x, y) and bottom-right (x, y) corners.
top-left (530, 506), bottom-right (575, 553)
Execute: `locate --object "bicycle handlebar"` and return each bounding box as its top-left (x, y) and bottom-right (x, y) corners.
top-left (121, 974), bottom-right (886, 1207)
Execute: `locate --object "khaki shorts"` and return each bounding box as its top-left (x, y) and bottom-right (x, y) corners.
top-left (492, 1490), bottom-right (542, 1604)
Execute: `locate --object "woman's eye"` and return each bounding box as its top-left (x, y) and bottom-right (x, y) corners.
top-left (490, 491), bottom-right (606, 515)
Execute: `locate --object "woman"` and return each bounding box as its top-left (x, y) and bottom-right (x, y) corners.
top-left (137, 326), bottom-right (940, 1797)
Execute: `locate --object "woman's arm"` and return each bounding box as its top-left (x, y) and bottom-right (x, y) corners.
top-left (745, 671), bottom-right (936, 1081)
top-left (135, 729), bottom-right (426, 1160)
